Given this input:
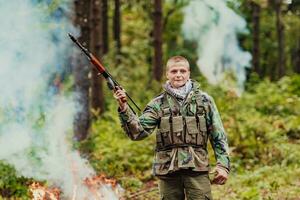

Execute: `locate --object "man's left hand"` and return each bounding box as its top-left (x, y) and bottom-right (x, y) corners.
top-left (211, 166), bottom-right (228, 185)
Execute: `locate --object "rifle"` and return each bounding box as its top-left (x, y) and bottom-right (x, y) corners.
top-left (68, 33), bottom-right (141, 113)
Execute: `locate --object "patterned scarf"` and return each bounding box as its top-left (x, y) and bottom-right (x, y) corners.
top-left (164, 79), bottom-right (193, 103)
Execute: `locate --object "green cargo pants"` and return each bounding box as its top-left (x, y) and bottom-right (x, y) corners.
top-left (157, 170), bottom-right (213, 200)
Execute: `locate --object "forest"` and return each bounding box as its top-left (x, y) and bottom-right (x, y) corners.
top-left (0, 0), bottom-right (299, 199)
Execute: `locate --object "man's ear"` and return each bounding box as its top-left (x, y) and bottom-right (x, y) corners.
top-left (166, 71), bottom-right (169, 79)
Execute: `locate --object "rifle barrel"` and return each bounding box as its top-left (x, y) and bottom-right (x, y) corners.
top-left (68, 33), bottom-right (91, 59)
top-left (68, 33), bottom-right (141, 113)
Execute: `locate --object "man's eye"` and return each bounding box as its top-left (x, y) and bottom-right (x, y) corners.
top-left (180, 70), bottom-right (187, 73)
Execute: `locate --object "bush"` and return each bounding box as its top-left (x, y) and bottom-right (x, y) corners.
top-left (0, 161), bottom-right (30, 199)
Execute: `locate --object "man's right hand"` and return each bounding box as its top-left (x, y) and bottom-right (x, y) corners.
top-left (113, 86), bottom-right (128, 112)
top-left (211, 166), bottom-right (228, 185)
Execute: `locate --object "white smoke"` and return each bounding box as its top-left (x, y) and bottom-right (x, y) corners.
top-left (182, 0), bottom-right (252, 91)
top-left (0, 0), bottom-right (119, 199)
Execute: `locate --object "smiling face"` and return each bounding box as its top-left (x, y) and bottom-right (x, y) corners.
top-left (166, 61), bottom-right (190, 88)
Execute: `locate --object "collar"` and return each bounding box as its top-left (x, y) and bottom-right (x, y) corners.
top-left (163, 79), bottom-right (200, 101)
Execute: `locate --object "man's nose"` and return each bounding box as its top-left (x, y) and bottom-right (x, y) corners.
top-left (176, 71), bottom-right (182, 76)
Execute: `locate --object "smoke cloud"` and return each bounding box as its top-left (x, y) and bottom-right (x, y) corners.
top-left (0, 0), bottom-right (119, 199)
top-left (182, 0), bottom-right (252, 91)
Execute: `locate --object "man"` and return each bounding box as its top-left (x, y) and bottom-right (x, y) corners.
top-left (114, 56), bottom-right (230, 200)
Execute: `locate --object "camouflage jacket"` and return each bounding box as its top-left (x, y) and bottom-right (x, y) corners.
top-left (118, 80), bottom-right (230, 176)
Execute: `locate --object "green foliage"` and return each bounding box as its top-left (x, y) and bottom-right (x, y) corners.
top-left (0, 162), bottom-right (30, 199)
top-left (79, 105), bottom-right (157, 195)
top-left (213, 164), bottom-right (300, 200)
top-left (206, 75), bottom-right (300, 169)
top-left (80, 105), bottom-right (156, 179)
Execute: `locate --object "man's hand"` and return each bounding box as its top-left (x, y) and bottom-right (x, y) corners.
top-left (211, 166), bottom-right (228, 185)
top-left (113, 86), bottom-right (128, 112)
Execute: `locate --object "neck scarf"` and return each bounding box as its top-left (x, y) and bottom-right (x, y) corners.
top-left (164, 79), bottom-right (193, 101)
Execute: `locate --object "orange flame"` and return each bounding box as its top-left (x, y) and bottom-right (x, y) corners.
top-left (29, 174), bottom-right (121, 200)
top-left (29, 182), bottom-right (60, 200)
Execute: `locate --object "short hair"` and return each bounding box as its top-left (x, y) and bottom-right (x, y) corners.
top-left (166, 56), bottom-right (190, 70)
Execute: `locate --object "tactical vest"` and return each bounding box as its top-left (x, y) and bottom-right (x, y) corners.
top-left (156, 90), bottom-right (209, 151)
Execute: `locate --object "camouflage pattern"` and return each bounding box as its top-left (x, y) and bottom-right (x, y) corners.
top-left (118, 80), bottom-right (230, 176)
top-left (158, 170), bottom-right (213, 200)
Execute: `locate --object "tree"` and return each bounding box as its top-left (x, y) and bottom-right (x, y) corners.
top-left (288, 1), bottom-right (300, 74)
top-left (113, 0), bottom-right (121, 57)
top-left (153, 0), bottom-right (163, 81)
top-left (274, 0), bottom-right (286, 78)
top-left (102, 0), bottom-right (109, 54)
top-left (251, 1), bottom-right (261, 77)
top-left (292, 39), bottom-right (300, 73)
top-left (90, 0), bottom-right (105, 116)
top-left (73, 0), bottom-right (91, 140)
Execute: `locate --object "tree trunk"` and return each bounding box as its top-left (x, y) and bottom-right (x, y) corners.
top-left (153, 0), bottom-right (163, 81)
top-left (275, 0), bottom-right (285, 78)
top-left (73, 0), bottom-right (91, 141)
top-left (113, 0), bottom-right (121, 56)
top-left (90, 0), bottom-right (105, 116)
top-left (102, 0), bottom-right (109, 54)
top-left (251, 1), bottom-right (261, 77)
top-left (292, 38), bottom-right (300, 74)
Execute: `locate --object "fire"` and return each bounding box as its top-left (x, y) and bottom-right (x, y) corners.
top-left (29, 182), bottom-right (60, 200)
top-left (29, 174), bottom-right (122, 200)
top-left (84, 174), bottom-right (118, 188)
